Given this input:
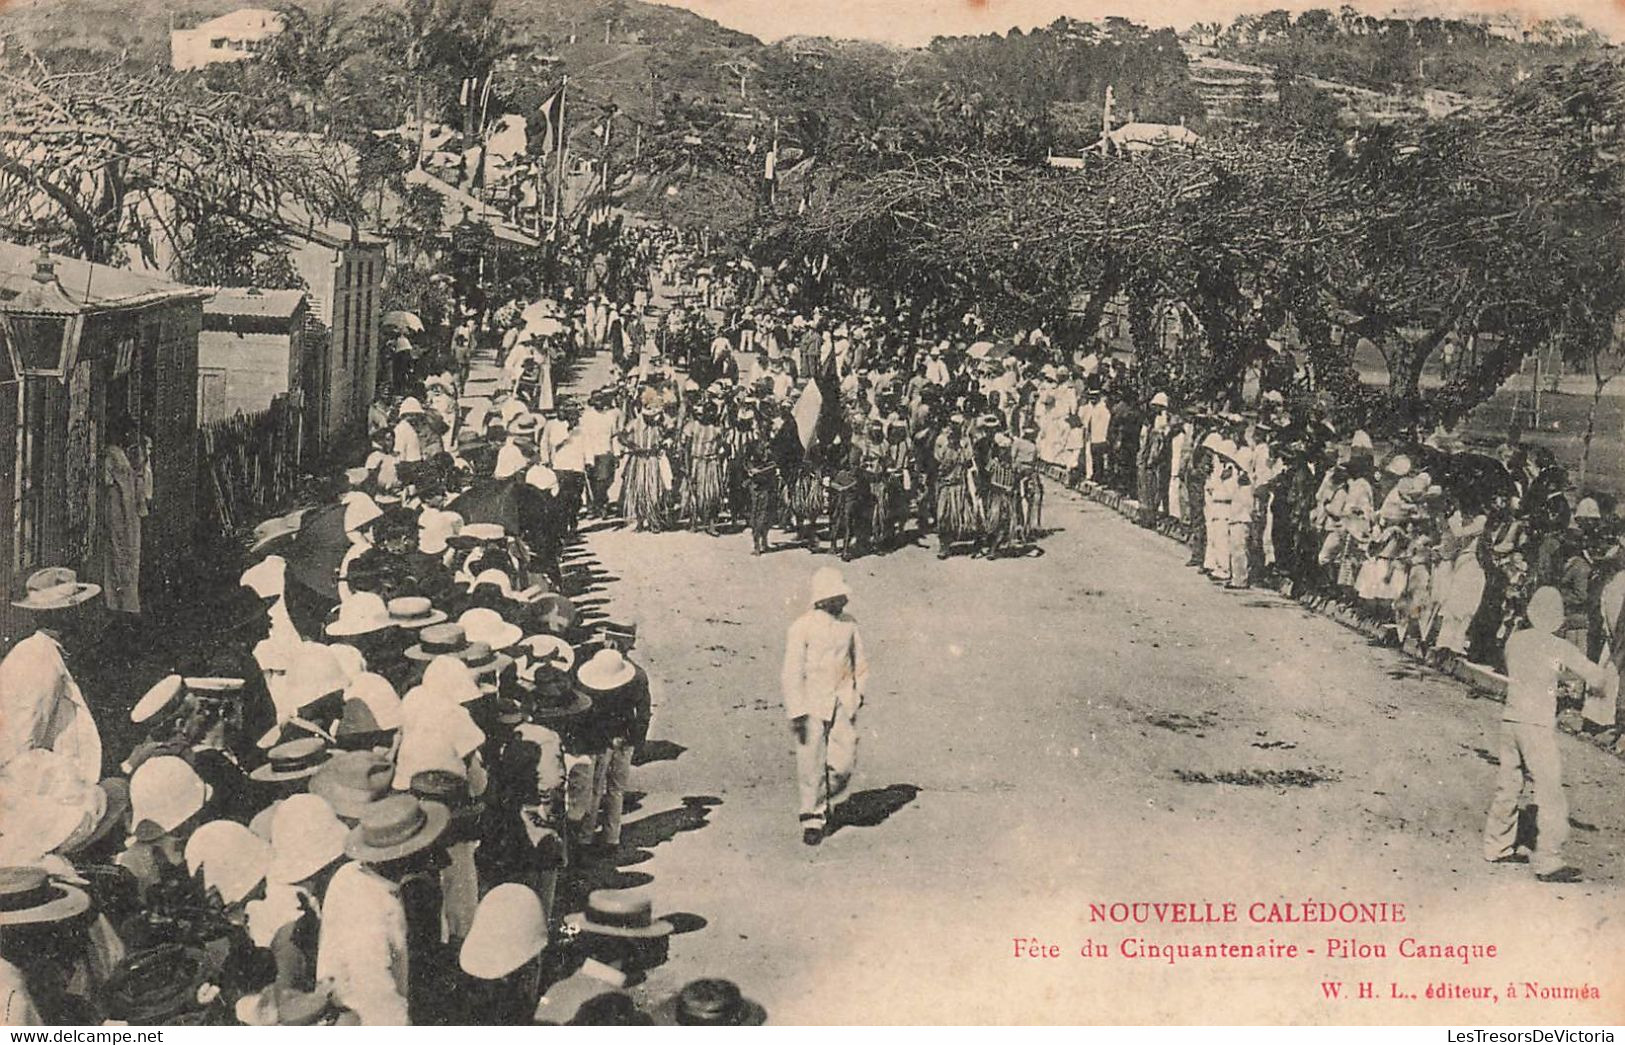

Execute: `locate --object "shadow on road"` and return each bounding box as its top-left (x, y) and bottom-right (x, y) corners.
top-left (619, 795), bottom-right (722, 851)
top-left (634, 739), bottom-right (687, 767)
top-left (828, 784), bottom-right (920, 836)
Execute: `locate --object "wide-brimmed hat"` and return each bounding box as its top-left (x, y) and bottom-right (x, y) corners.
top-left (310, 751), bottom-right (395, 820)
top-left (459, 607), bottom-right (523, 651)
top-left (344, 794), bottom-right (450, 864)
top-left (234, 984), bottom-right (336, 1027)
top-left (459, 641), bottom-right (513, 679)
top-left (130, 756), bottom-right (211, 839)
top-left (61, 778), bottom-right (130, 857)
top-left (11, 566), bottom-right (100, 611)
top-left (0, 866), bottom-right (90, 925)
top-left (103, 944), bottom-right (209, 1023)
top-left (461, 883), bottom-right (547, 980)
top-left (565, 889), bottom-right (672, 938)
top-left (336, 673), bottom-right (401, 743)
top-left (524, 665), bottom-right (592, 719)
top-left (656, 979), bottom-right (767, 1026)
top-left (250, 737), bottom-right (332, 784)
top-left (576, 649), bottom-right (636, 693)
top-left (532, 593), bottom-right (581, 635)
top-left (516, 634), bottom-right (575, 678)
top-left (267, 793), bottom-right (349, 883)
top-left (810, 566), bottom-right (849, 606)
top-left (406, 622), bottom-right (471, 662)
top-left (325, 592), bottom-right (396, 638)
top-left (184, 820), bottom-right (269, 905)
top-left (387, 596), bottom-right (447, 630)
top-left (132, 674), bottom-right (187, 725)
top-left (417, 654), bottom-right (484, 707)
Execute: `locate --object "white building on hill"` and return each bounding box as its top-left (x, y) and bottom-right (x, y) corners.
top-left (171, 8), bottom-right (284, 71)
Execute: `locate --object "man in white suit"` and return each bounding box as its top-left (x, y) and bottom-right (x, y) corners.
top-left (780, 567), bottom-right (869, 846)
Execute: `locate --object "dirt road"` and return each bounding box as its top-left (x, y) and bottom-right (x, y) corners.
top-left (555, 349), bottom-right (1625, 1025)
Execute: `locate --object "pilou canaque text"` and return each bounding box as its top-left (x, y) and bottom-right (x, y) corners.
top-left (1326, 939), bottom-right (1497, 965)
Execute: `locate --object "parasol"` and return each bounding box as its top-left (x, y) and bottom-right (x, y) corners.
top-left (450, 478), bottom-right (523, 532)
top-left (522, 317), bottom-right (565, 340)
top-left (280, 503), bottom-right (348, 601)
top-left (381, 311), bottom-right (424, 334)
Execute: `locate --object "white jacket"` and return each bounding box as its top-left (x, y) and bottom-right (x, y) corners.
top-left (0, 631), bottom-right (101, 784)
top-left (317, 862), bottom-right (409, 1025)
top-left (781, 610), bottom-right (868, 724)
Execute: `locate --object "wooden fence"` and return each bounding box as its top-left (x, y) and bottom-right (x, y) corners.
top-left (197, 394), bottom-right (304, 541)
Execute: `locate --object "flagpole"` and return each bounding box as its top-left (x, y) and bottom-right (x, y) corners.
top-left (767, 115), bottom-right (778, 206)
top-left (601, 109), bottom-right (613, 196)
top-left (553, 76), bottom-right (569, 231)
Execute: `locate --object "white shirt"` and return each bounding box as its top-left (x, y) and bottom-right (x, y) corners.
top-left (0, 631), bottom-right (101, 784)
top-left (317, 862), bottom-right (409, 1026)
top-left (781, 609), bottom-right (869, 724)
top-left (393, 419), bottom-right (422, 463)
top-left (578, 409), bottom-right (618, 459)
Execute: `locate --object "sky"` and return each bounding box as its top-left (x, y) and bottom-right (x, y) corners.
top-left (646, 0), bottom-right (1625, 46)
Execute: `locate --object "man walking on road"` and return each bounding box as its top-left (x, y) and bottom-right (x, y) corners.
top-left (781, 567), bottom-right (869, 846)
top-left (1483, 586), bottom-right (1618, 882)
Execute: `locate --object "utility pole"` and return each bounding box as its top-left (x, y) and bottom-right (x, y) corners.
top-left (552, 76), bottom-right (569, 230)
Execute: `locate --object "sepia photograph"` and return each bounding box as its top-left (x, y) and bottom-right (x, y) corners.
top-left (0, 0), bottom-right (1622, 1027)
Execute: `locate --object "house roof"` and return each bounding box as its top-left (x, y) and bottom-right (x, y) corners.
top-left (0, 241), bottom-right (209, 316)
top-left (1104, 122), bottom-right (1203, 151)
top-left (205, 287), bottom-right (307, 318)
top-left (187, 8), bottom-right (283, 35)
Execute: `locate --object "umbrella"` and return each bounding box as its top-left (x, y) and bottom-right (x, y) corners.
top-left (251, 508), bottom-right (309, 554)
top-left (1434, 453), bottom-right (1515, 513)
top-left (382, 311), bottom-right (424, 334)
top-left (281, 503), bottom-right (348, 601)
top-left (451, 478), bottom-right (523, 533)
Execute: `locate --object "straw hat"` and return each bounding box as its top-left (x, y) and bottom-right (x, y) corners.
top-left (129, 756), bottom-right (211, 838)
top-left (406, 623), bottom-right (471, 662)
top-left (0, 866), bottom-right (90, 926)
top-left (184, 820), bottom-right (269, 905)
top-left (810, 566), bottom-right (849, 606)
top-left (398, 397), bottom-right (425, 416)
top-left (576, 649), bottom-right (636, 693)
top-left (10, 566), bottom-right (100, 611)
top-left (459, 607), bottom-right (523, 651)
top-left (460, 522), bottom-right (508, 543)
top-left (131, 674), bottom-right (186, 725)
top-left (343, 794), bottom-right (450, 864)
top-left (516, 634), bottom-right (576, 678)
top-left (250, 737), bottom-right (332, 784)
top-left (267, 793), bottom-right (349, 884)
top-left (532, 593), bottom-right (581, 635)
top-left (103, 944), bottom-right (208, 1024)
top-left (325, 592), bottom-right (395, 638)
top-left (657, 979), bottom-right (767, 1026)
top-left (564, 889), bottom-right (672, 938)
top-left (60, 778), bottom-right (130, 857)
top-left (343, 494), bottom-right (383, 534)
top-left (460, 883), bottom-right (547, 980)
top-left (387, 596), bottom-right (447, 630)
top-left (240, 555), bottom-right (287, 600)
top-left (309, 751), bottom-right (394, 820)
top-left (459, 641), bottom-right (514, 679)
top-left (234, 984), bottom-right (336, 1027)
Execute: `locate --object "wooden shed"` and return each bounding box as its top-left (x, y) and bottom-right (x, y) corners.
top-left (0, 242), bottom-right (209, 648)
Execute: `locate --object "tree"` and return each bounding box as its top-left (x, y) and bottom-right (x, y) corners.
top-left (0, 63), bottom-right (356, 267)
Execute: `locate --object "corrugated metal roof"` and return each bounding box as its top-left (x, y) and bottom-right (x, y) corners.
top-left (205, 287), bottom-right (307, 317)
top-left (0, 240), bottom-right (209, 316)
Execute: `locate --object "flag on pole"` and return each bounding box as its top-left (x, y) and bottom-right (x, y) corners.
top-left (460, 77), bottom-right (476, 106)
top-left (538, 88), bottom-right (565, 154)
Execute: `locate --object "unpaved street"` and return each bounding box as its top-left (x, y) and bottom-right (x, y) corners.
top-left (556, 352), bottom-right (1625, 1025)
